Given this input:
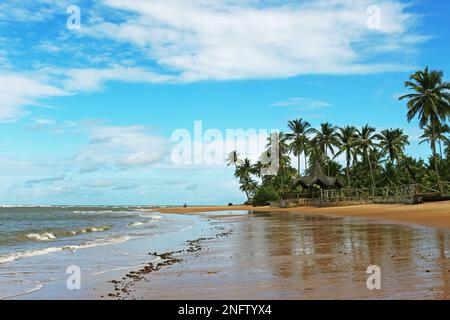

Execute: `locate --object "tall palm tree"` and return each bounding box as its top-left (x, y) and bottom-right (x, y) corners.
top-left (334, 126), bottom-right (357, 187)
top-left (376, 128), bottom-right (410, 165)
top-left (355, 125), bottom-right (378, 188)
top-left (399, 67), bottom-right (450, 182)
top-left (312, 122), bottom-right (339, 175)
top-left (286, 119), bottom-right (313, 176)
top-left (226, 150), bottom-right (243, 169)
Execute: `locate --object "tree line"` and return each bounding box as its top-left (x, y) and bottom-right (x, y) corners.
top-left (227, 67), bottom-right (450, 205)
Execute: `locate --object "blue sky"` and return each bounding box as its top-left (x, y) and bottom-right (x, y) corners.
top-left (0, 0), bottom-right (449, 205)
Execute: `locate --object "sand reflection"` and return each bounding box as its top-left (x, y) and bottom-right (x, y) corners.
top-left (233, 211), bottom-right (450, 299)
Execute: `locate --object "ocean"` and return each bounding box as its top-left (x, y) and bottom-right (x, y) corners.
top-left (0, 206), bottom-right (212, 299)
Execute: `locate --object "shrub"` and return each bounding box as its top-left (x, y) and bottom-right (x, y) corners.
top-left (252, 186), bottom-right (280, 206)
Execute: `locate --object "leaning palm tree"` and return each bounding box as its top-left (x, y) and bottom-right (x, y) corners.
top-left (334, 126), bottom-right (357, 187)
top-left (234, 158), bottom-right (255, 201)
top-left (376, 128), bottom-right (410, 165)
top-left (312, 122), bottom-right (339, 176)
top-left (355, 125), bottom-right (378, 188)
top-left (226, 150), bottom-right (243, 169)
top-left (286, 119), bottom-right (313, 176)
top-left (399, 67), bottom-right (450, 183)
top-left (265, 132), bottom-right (291, 169)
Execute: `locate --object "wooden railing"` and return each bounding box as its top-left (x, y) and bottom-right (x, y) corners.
top-left (417, 182), bottom-right (450, 195)
top-left (284, 182), bottom-right (449, 201)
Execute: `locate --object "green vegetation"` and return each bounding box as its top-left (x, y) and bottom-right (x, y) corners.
top-left (252, 186), bottom-right (280, 206)
top-left (229, 67), bottom-right (450, 202)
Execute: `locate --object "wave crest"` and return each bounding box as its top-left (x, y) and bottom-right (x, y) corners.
top-left (25, 225), bottom-right (112, 242)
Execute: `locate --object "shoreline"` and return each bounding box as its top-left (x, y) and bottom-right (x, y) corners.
top-left (102, 220), bottom-right (235, 300)
top-left (157, 201), bottom-right (450, 229)
top-left (111, 208), bottom-right (450, 299)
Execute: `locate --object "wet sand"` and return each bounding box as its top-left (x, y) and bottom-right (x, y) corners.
top-left (104, 210), bottom-right (450, 300)
top-left (157, 201), bottom-right (450, 229)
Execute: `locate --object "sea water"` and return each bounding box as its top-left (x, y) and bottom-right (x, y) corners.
top-left (0, 206), bottom-right (210, 299)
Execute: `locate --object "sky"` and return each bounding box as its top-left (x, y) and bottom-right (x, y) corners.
top-left (0, 0), bottom-right (449, 205)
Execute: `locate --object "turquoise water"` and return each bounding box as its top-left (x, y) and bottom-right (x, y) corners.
top-left (0, 206), bottom-right (210, 299)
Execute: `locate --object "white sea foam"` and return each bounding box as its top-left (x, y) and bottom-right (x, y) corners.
top-left (90, 256), bottom-right (162, 276)
top-left (128, 219), bottom-right (159, 228)
top-left (26, 233), bottom-right (56, 241)
top-left (0, 236), bottom-right (131, 265)
top-left (0, 282), bottom-right (44, 300)
top-left (25, 226), bottom-right (111, 242)
top-left (138, 213), bottom-right (162, 219)
top-left (128, 221), bottom-right (144, 227)
top-left (0, 247), bottom-right (62, 264)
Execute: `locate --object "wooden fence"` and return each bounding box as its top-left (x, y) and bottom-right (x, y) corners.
top-left (284, 182), bottom-right (450, 201)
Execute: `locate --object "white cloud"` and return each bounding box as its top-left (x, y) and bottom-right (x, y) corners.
top-left (81, 0), bottom-right (425, 81)
top-left (35, 41), bottom-right (61, 53)
top-left (62, 65), bottom-right (175, 92)
top-left (0, 0), bottom-right (426, 123)
top-left (26, 175), bottom-right (66, 185)
top-left (0, 0), bottom-right (71, 23)
top-left (273, 97), bottom-right (332, 110)
top-left (0, 74), bottom-right (66, 123)
top-left (74, 125), bottom-right (171, 172)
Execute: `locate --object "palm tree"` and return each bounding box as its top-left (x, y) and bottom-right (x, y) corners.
top-left (334, 126), bottom-right (357, 187)
top-left (436, 122), bottom-right (450, 158)
top-left (312, 122), bottom-right (339, 176)
top-left (265, 132), bottom-right (291, 170)
top-left (419, 124), bottom-right (449, 159)
top-left (226, 150), bottom-right (243, 169)
top-left (234, 158), bottom-right (255, 201)
top-left (376, 128), bottom-right (410, 165)
top-left (445, 140), bottom-right (450, 160)
top-left (399, 67), bottom-right (450, 182)
top-left (265, 132), bottom-right (291, 192)
top-left (355, 125), bottom-right (378, 188)
top-left (286, 119), bottom-right (313, 176)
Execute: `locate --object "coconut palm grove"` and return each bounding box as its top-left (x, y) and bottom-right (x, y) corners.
top-left (228, 67), bottom-right (450, 206)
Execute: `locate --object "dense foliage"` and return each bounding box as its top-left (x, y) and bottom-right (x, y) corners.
top-left (228, 67), bottom-right (450, 202)
top-left (252, 186), bottom-right (280, 206)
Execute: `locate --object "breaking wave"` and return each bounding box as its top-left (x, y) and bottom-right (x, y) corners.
top-left (0, 236), bottom-right (131, 265)
top-left (25, 226), bottom-right (112, 242)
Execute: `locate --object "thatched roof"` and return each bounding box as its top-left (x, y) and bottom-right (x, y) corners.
top-left (294, 160), bottom-right (344, 188)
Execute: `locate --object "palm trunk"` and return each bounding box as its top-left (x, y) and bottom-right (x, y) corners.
top-left (304, 151), bottom-right (308, 175)
top-left (366, 151), bottom-right (376, 188)
top-left (346, 161), bottom-right (351, 187)
top-left (346, 151), bottom-right (351, 187)
top-left (297, 155), bottom-right (301, 177)
top-left (431, 124), bottom-right (440, 184)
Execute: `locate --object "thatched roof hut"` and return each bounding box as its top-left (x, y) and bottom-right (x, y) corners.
top-left (294, 160), bottom-right (344, 189)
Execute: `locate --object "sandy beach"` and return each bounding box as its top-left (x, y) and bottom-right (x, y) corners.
top-left (158, 201), bottom-right (450, 229)
top-left (102, 207), bottom-right (450, 300)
